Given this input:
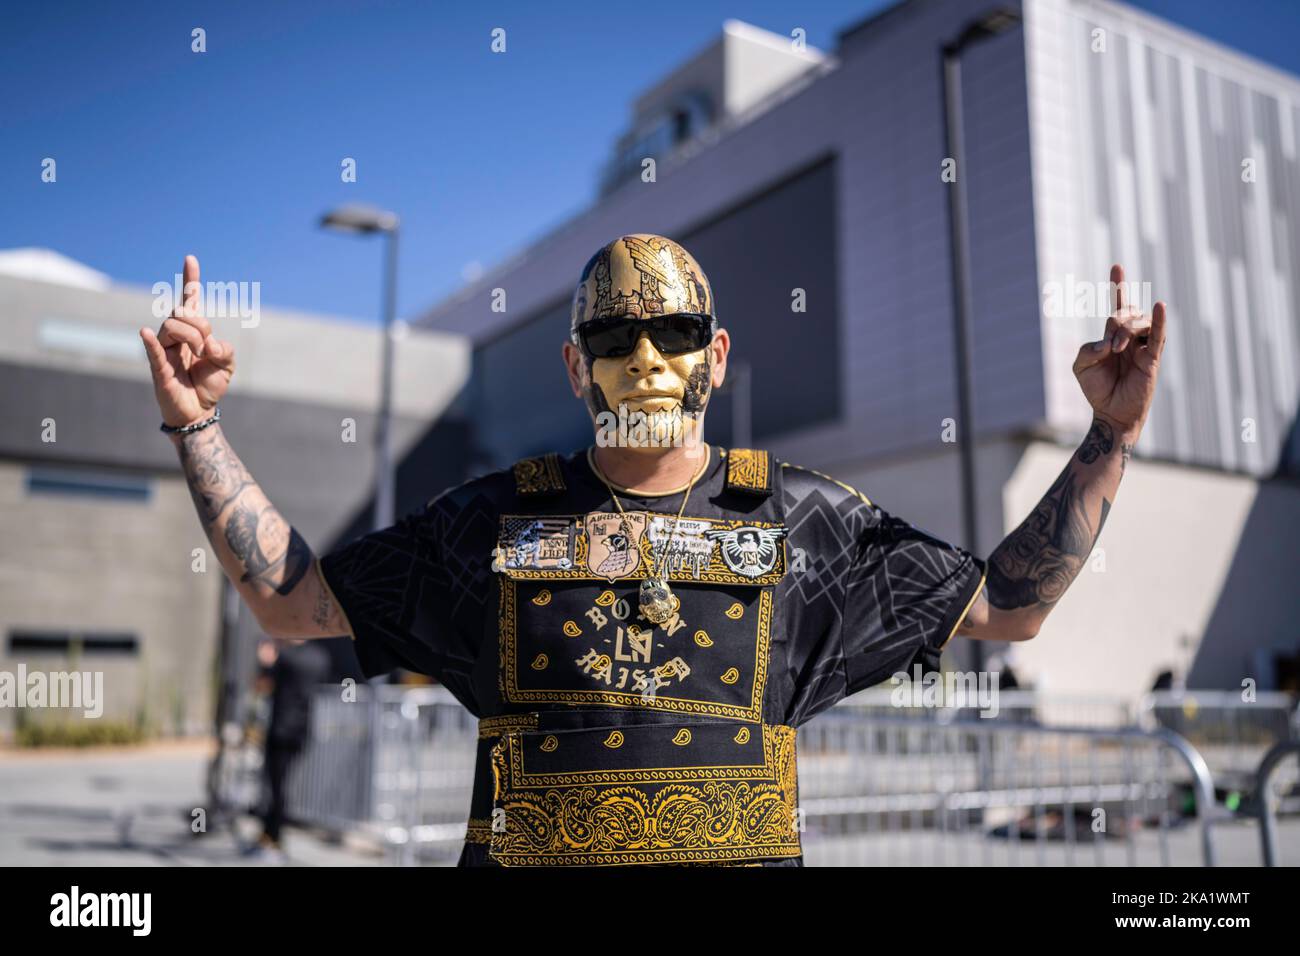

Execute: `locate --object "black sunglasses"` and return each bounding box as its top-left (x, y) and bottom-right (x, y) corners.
top-left (575, 312), bottom-right (716, 359)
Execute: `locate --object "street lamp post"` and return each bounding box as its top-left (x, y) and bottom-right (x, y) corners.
top-left (320, 204), bottom-right (401, 531)
top-left (941, 8), bottom-right (1021, 673)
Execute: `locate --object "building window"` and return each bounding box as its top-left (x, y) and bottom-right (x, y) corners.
top-left (8, 631), bottom-right (140, 655)
top-left (39, 319), bottom-right (143, 361)
top-left (25, 466), bottom-right (152, 503)
top-left (602, 91), bottom-right (715, 194)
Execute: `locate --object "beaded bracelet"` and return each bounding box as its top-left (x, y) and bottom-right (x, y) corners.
top-left (160, 407), bottom-right (221, 435)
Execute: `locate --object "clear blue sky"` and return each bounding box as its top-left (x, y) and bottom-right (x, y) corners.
top-left (3, 0), bottom-right (1297, 325)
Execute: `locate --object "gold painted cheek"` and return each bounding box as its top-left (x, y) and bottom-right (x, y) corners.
top-left (589, 357), bottom-right (628, 401)
top-left (664, 351), bottom-right (705, 382)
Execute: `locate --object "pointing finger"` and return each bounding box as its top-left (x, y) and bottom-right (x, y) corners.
top-left (1111, 263), bottom-right (1125, 314)
top-left (183, 255), bottom-right (202, 316)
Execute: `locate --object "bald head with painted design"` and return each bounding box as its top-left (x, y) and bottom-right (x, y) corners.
top-left (562, 234), bottom-right (730, 455)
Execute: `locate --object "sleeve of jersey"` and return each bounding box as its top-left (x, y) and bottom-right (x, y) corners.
top-left (315, 501), bottom-right (459, 684)
top-left (839, 505), bottom-right (987, 696)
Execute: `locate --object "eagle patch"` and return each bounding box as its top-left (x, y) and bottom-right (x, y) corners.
top-left (706, 525), bottom-right (786, 579)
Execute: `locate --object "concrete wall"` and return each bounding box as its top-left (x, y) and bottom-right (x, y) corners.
top-left (1005, 441), bottom-right (1300, 697)
top-left (0, 462), bottom-right (220, 736)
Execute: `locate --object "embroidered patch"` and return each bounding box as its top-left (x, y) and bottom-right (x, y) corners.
top-left (497, 513), bottom-right (786, 585)
top-left (725, 448), bottom-right (771, 495)
top-left (646, 515), bottom-right (714, 580)
top-left (583, 511), bottom-right (648, 580)
top-left (501, 517), bottom-right (576, 571)
top-left (513, 454), bottom-right (566, 495)
top-left (706, 525), bottom-right (786, 579)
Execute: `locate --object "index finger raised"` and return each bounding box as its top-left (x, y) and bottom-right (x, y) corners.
top-left (183, 255), bottom-right (202, 315)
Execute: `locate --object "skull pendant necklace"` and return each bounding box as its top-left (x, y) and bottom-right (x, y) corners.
top-left (590, 447), bottom-right (705, 625)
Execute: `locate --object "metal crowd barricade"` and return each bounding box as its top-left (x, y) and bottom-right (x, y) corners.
top-left (840, 687), bottom-right (1137, 728)
top-left (284, 689), bottom-right (377, 830)
top-left (1138, 690), bottom-right (1298, 782)
top-left (795, 711), bottom-right (1218, 866)
top-left (369, 685), bottom-right (476, 865)
top-left (273, 684), bottom-right (1244, 866)
top-left (1255, 740), bottom-right (1300, 867)
top-left (283, 684), bottom-right (474, 863)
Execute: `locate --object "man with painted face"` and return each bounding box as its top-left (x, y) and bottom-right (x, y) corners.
top-left (143, 237), bottom-right (1167, 866)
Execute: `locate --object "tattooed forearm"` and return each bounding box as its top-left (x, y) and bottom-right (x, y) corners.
top-left (225, 503), bottom-right (314, 597)
top-left (986, 417), bottom-right (1131, 614)
top-left (987, 467), bottom-right (1095, 608)
top-left (1077, 418), bottom-right (1114, 463)
top-left (177, 426), bottom-right (255, 529)
top-left (171, 425), bottom-right (331, 630)
top-left (310, 562), bottom-right (348, 633)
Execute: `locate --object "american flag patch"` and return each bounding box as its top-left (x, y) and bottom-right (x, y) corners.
top-left (500, 517), bottom-right (577, 571)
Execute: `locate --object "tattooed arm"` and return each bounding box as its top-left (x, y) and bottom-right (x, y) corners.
top-left (170, 425), bottom-right (348, 638)
top-left (958, 262), bottom-right (1168, 642)
top-left (958, 416), bottom-right (1137, 640)
top-left (141, 254), bottom-right (346, 639)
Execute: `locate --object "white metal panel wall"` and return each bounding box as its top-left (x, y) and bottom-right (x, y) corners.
top-left (1026, 0), bottom-right (1300, 477)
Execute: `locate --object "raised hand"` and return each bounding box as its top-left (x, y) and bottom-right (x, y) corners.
top-left (139, 255), bottom-right (236, 428)
top-left (1072, 263), bottom-right (1168, 434)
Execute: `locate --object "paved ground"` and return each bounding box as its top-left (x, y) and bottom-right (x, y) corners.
top-left (803, 821), bottom-right (1300, 866)
top-left (2, 741), bottom-right (1296, 866)
top-left (0, 741), bottom-right (383, 866)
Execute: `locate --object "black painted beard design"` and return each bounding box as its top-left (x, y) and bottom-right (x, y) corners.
top-left (681, 361), bottom-right (711, 416)
top-left (589, 380), bottom-right (614, 417)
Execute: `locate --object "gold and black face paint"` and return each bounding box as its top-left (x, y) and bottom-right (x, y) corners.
top-left (570, 235), bottom-right (717, 448)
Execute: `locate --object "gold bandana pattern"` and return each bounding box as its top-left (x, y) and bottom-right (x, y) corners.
top-left (488, 724), bottom-right (799, 866)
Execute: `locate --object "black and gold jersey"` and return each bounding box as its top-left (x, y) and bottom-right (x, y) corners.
top-left (317, 446), bottom-right (985, 866)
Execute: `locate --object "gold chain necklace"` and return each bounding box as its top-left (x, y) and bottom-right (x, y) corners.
top-left (590, 450), bottom-right (706, 624)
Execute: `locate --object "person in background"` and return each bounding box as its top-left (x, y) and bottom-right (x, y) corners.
top-left (246, 638), bottom-right (329, 863)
